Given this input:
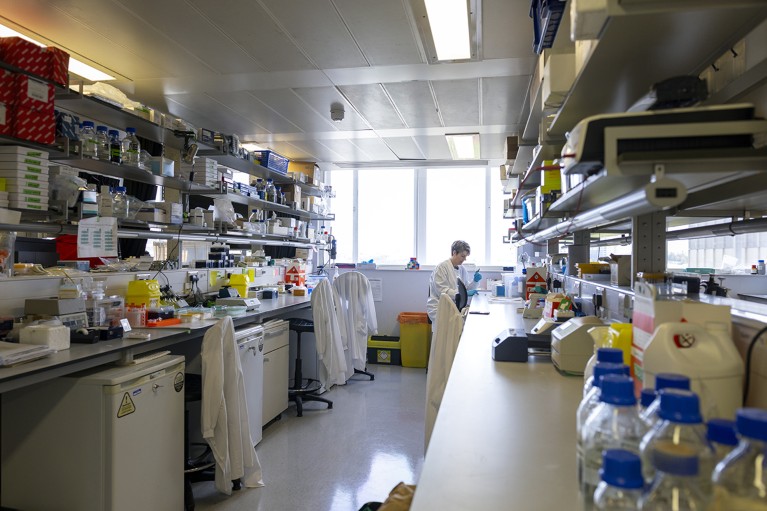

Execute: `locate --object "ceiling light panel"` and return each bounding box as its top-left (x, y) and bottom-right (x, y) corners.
top-left (446, 133), bottom-right (480, 159)
top-left (424, 0), bottom-right (471, 60)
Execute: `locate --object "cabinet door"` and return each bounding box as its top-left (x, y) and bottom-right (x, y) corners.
top-left (262, 345), bottom-right (289, 426)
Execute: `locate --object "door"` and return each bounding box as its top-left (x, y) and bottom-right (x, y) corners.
top-left (239, 334), bottom-right (265, 445)
top-left (262, 321), bottom-right (289, 426)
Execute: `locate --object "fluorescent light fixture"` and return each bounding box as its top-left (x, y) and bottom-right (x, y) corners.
top-left (424, 0), bottom-right (471, 60)
top-left (446, 133), bottom-right (480, 159)
top-left (0, 22), bottom-right (115, 81)
top-left (241, 143), bottom-right (266, 152)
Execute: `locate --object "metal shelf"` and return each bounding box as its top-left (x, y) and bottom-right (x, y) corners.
top-left (200, 192), bottom-right (333, 221)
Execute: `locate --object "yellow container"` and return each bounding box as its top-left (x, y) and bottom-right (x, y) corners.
top-left (229, 273), bottom-right (250, 299)
top-left (397, 312), bottom-right (431, 368)
top-left (607, 323), bottom-right (633, 368)
top-left (125, 279), bottom-right (161, 308)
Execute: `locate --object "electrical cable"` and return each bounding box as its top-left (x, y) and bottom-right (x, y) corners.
top-left (743, 324), bottom-right (767, 406)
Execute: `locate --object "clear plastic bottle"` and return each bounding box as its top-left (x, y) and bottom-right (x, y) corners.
top-left (264, 179), bottom-right (277, 202)
top-left (112, 186), bottom-right (130, 219)
top-left (706, 418), bottom-right (738, 464)
top-left (710, 408), bottom-right (767, 511)
top-left (581, 374), bottom-right (645, 506)
top-left (80, 121), bottom-right (98, 159)
top-left (639, 373), bottom-right (691, 428)
top-left (96, 125), bottom-right (110, 161)
top-left (639, 389), bottom-right (715, 494)
top-left (594, 449), bottom-right (643, 511)
top-left (584, 347), bottom-right (625, 396)
top-left (639, 447), bottom-right (709, 510)
top-left (274, 186), bottom-right (282, 205)
top-left (122, 127), bottom-right (141, 166)
top-left (248, 209), bottom-right (260, 223)
top-left (255, 178), bottom-right (265, 199)
top-left (108, 129), bottom-right (122, 164)
top-left (758, 260), bottom-right (766, 275)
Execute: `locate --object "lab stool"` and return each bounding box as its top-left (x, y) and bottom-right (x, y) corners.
top-left (288, 318), bottom-right (333, 417)
top-left (184, 373), bottom-right (241, 511)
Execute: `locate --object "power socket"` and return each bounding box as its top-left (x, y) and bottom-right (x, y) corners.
top-left (187, 271), bottom-right (199, 283)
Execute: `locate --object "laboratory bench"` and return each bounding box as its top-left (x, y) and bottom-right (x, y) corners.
top-left (0, 293), bottom-right (311, 394)
top-left (411, 292), bottom-right (585, 511)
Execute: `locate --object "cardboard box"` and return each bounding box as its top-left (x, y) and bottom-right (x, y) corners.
top-left (542, 52), bottom-right (575, 109)
top-left (0, 37), bottom-right (48, 77)
top-left (609, 255), bottom-right (632, 286)
top-left (12, 74), bottom-right (55, 109)
top-left (46, 47), bottom-right (69, 86)
top-left (0, 102), bottom-right (10, 137)
top-left (285, 262), bottom-right (307, 286)
top-left (287, 161), bottom-right (317, 179)
top-left (13, 103), bottom-right (55, 145)
top-left (283, 183), bottom-right (301, 205)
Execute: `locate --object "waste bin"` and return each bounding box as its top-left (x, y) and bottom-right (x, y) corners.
top-left (397, 312), bottom-right (430, 368)
top-left (367, 335), bottom-right (401, 365)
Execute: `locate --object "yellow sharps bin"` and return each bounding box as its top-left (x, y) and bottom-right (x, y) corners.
top-left (397, 312), bottom-right (431, 368)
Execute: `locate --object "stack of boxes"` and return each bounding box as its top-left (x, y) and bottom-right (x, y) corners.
top-left (179, 157), bottom-right (219, 187)
top-left (0, 37), bottom-right (69, 145)
top-left (0, 146), bottom-right (49, 210)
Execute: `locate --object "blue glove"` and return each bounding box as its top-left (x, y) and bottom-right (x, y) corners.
top-left (473, 270), bottom-right (482, 282)
top-left (467, 289), bottom-right (478, 297)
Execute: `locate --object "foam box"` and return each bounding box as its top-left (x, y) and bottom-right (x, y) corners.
top-left (20, 324), bottom-right (70, 350)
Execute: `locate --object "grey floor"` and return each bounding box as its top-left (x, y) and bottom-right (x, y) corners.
top-left (193, 365), bottom-right (427, 511)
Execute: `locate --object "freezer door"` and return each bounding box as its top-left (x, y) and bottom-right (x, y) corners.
top-left (104, 360), bottom-right (185, 511)
top-left (239, 335), bottom-right (265, 445)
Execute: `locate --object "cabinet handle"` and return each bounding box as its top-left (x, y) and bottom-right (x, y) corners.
top-left (152, 384), bottom-right (163, 391)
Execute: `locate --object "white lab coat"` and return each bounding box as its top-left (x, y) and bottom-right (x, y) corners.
top-left (426, 259), bottom-right (478, 324)
top-left (201, 316), bottom-right (264, 495)
top-left (333, 271), bottom-right (378, 377)
top-left (424, 293), bottom-right (465, 452)
top-left (311, 278), bottom-right (348, 387)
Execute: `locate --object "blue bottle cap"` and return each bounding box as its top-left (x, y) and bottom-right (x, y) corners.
top-left (640, 388), bottom-right (657, 408)
top-left (114, 186), bottom-right (127, 193)
top-left (600, 449), bottom-right (644, 489)
top-left (82, 120), bottom-right (94, 127)
top-left (655, 373), bottom-right (690, 391)
top-left (126, 127), bottom-right (136, 133)
top-left (592, 363), bottom-right (629, 389)
top-left (108, 129), bottom-right (119, 137)
top-left (599, 374), bottom-right (637, 406)
top-left (707, 418), bottom-right (738, 446)
top-left (596, 347), bottom-right (623, 364)
top-left (96, 125), bottom-right (108, 132)
top-left (736, 408), bottom-right (767, 442)
top-left (653, 446), bottom-right (699, 476)
top-left (658, 389), bottom-right (702, 424)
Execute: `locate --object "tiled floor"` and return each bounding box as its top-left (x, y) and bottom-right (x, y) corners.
top-left (193, 365), bottom-right (427, 511)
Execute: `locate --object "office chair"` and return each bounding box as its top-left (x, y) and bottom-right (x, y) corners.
top-left (288, 317), bottom-right (334, 417)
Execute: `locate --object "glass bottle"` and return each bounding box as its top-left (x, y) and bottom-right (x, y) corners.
top-left (710, 408), bottom-right (767, 511)
top-left (248, 209), bottom-right (260, 224)
top-left (108, 129), bottom-right (122, 164)
top-left (577, 362), bottom-right (630, 437)
top-left (584, 347), bottom-right (625, 396)
top-left (264, 179), bottom-right (277, 202)
top-left (255, 178), bottom-right (265, 199)
top-left (122, 127), bottom-right (141, 166)
top-left (639, 448), bottom-right (709, 510)
top-left (639, 373), bottom-right (691, 428)
top-left (96, 125), bottom-right (110, 161)
top-left (274, 186), bottom-right (282, 205)
top-left (594, 449), bottom-right (643, 511)
top-left (707, 418), bottom-right (738, 464)
top-left (80, 121), bottom-right (98, 159)
top-left (639, 388), bottom-right (657, 413)
top-left (112, 186), bottom-right (130, 219)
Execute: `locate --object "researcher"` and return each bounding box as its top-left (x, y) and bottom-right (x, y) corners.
top-left (426, 240), bottom-right (481, 324)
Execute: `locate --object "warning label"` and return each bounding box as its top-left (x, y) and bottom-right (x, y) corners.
top-left (117, 392), bottom-right (136, 418)
top-left (174, 372), bottom-right (185, 392)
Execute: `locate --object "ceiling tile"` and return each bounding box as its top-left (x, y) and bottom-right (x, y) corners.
top-left (260, 0), bottom-right (368, 69)
top-left (291, 87), bottom-right (370, 131)
top-left (482, 75), bottom-right (530, 125)
top-left (316, 139), bottom-right (374, 161)
top-left (187, 0), bottom-right (315, 72)
top-left (338, 84), bottom-right (405, 130)
top-left (383, 82), bottom-right (442, 128)
top-left (206, 90), bottom-right (301, 135)
top-left (383, 137), bottom-right (425, 160)
top-left (480, 133), bottom-right (506, 160)
top-left (286, 139), bottom-right (348, 162)
top-left (412, 135), bottom-right (451, 160)
top-left (432, 79), bottom-right (480, 127)
top-left (250, 89), bottom-right (339, 132)
top-left (348, 138), bottom-right (398, 161)
top-left (333, 0), bottom-right (423, 66)
top-left (482, 0), bottom-right (535, 59)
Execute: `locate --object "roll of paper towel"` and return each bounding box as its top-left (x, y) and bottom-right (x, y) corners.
top-left (19, 324), bottom-right (71, 350)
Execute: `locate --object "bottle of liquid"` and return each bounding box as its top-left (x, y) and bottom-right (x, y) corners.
top-left (274, 186), bottom-right (282, 205)
top-left (594, 449), bottom-right (643, 511)
top-left (639, 373), bottom-right (691, 428)
top-left (584, 347), bottom-right (625, 396)
top-left (122, 127), bottom-right (141, 166)
top-left (264, 179), bottom-right (277, 202)
top-left (758, 260), bottom-right (766, 275)
top-left (706, 418), bottom-right (738, 464)
top-left (248, 209), bottom-right (260, 224)
top-left (577, 362), bottom-right (630, 436)
top-left (580, 374), bottom-right (645, 505)
top-left (80, 121), bottom-right (98, 159)
top-left (112, 186), bottom-right (130, 219)
top-left (639, 389), bottom-right (715, 494)
top-left (96, 125), bottom-right (110, 161)
top-left (108, 129), bottom-right (122, 164)
top-left (639, 446), bottom-right (709, 510)
top-left (639, 388), bottom-right (657, 413)
top-left (710, 408), bottom-right (767, 510)
top-left (255, 178), bottom-right (265, 199)
top-left (751, 265), bottom-right (758, 275)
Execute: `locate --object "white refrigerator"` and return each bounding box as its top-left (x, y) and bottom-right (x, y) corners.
top-left (2, 355), bottom-right (185, 511)
top-left (236, 324), bottom-right (264, 445)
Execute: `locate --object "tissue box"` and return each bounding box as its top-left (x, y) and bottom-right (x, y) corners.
top-left (149, 157), bottom-right (174, 177)
top-left (20, 324), bottom-right (70, 350)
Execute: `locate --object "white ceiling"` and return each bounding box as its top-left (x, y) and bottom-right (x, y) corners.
top-left (0, 0), bottom-right (537, 164)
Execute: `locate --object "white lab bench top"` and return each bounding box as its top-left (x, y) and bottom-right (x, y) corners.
top-left (411, 293), bottom-right (585, 511)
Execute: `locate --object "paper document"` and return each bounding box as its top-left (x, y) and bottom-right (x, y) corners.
top-left (0, 341), bottom-right (53, 366)
top-left (369, 279), bottom-right (383, 302)
top-left (77, 216), bottom-right (118, 258)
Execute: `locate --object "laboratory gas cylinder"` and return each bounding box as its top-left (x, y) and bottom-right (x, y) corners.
top-left (642, 322), bottom-right (744, 420)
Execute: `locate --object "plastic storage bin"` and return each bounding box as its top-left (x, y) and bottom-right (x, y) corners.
top-left (397, 312), bottom-right (431, 368)
top-left (255, 150), bottom-right (289, 174)
top-left (367, 335), bottom-right (401, 365)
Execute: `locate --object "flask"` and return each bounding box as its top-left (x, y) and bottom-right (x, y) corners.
top-left (639, 373), bottom-right (690, 428)
top-left (108, 129), bottom-right (122, 164)
top-left (264, 179), bottom-right (277, 202)
top-left (706, 418), bottom-right (738, 463)
top-left (584, 347), bottom-right (625, 396)
top-left (594, 449), bottom-right (643, 511)
top-left (580, 374), bottom-right (645, 505)
top-left (112, 186), bottom-right (130, 219)
top-left (639, 446), bottom-right (708, 510)
top-left (80, 121), bottom-right (98, 159)
top-left (710, 408), bottom-right (767, 510)
top-left (122, 127), bottom-right (141, 166)
top-left (639, 389), bottom-right (715, 493)
top-left (96, 125), bottom-right (110, 161)
top-left (758, 260), bottom-right (766, 275)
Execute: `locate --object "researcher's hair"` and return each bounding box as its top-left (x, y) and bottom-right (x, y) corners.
top-left (451, 240), bottom-right (471, 255)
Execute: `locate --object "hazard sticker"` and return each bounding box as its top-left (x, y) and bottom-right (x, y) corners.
top-left (117, 392), bottom-right (136, 418)
top-left (174, 372), bottom-right (184, 392)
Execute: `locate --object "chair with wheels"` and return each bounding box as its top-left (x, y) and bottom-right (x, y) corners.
top-left (288, 317), bottom-right (334, 417)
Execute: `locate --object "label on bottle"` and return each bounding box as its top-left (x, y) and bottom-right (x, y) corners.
top-left (110, 144), bottom-right (122, 164)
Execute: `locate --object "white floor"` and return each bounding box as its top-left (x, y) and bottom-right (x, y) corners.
top-left (192, 365), bottom-right (427, 511)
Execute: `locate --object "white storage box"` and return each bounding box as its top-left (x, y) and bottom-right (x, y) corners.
top-left (2, 178), bottom-right (49, 191)
top-left (278, 217), bottom-right (297, 228)
top-left (20, 324), bottom-right (70, 350)
top-left (267, 224), bottom-right (289, 236)
top-left (0, 154), bottom-right (49, 166)
top-left (0, 164), bottom-right (49, 176)
top-left (0, 146), bottom-right (49, 159)
top-left (542, 52), bottom-right (575, 109)
top-left (149, 157), bottom-right (174, 177)
top-left (135, 207), bottom-right (167, 223)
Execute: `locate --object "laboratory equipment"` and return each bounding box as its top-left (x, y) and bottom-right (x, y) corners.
top-left (80, 121), bottom-right (98, 158)
top-left (122, 127), bottom-right (141, 166)
top-left (593, 449), bottom-right (643, 511)
top-left (109, 129), bottom-right (122, 163)
top-left (236, 324), bottom-right (265, 445)
top-left (2, 355), bottom-right (186, 510)
top-left (639, 388), bottom-right (656, 411)
top-left (216, 296), bottom-right (261, 311)
top-left (125, 279), bottom-right (162, 308)
top-left (584, 347), bottom-right (624, 396)
top-left (642, 322), bottom-right (744, 420)
top-left (492, 328), bottom-right (528, 362)
top-left (550, 316), bottom-right (604, 375)
top-left (96, 125), bottom-right (110, 161)
top-left (639, 447), bottom-right (709, 511)
top-left (639, 373), bottom-right (691, 427)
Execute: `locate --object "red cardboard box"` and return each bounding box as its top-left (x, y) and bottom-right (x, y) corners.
top-left (13, 103), bottom-right (55, 145)
top-left (0, 102), bottom-right (11, 137)
top-left (0, 37), bottom-right (47, 77)
top-left (12, 74), bottom-right (54, 108)
top-left (0, 69), bottom-right (15, 105)
top-left (46, 47), bottom-right (69, 86)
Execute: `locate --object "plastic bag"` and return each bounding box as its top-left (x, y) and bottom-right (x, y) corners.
top-left (213, 198), bottom-right (236, 225)
top-left (49, 174), bottom-right (87, 208)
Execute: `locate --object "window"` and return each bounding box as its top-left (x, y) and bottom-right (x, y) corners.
top-left (328, 169), bottom-right (354, 263)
